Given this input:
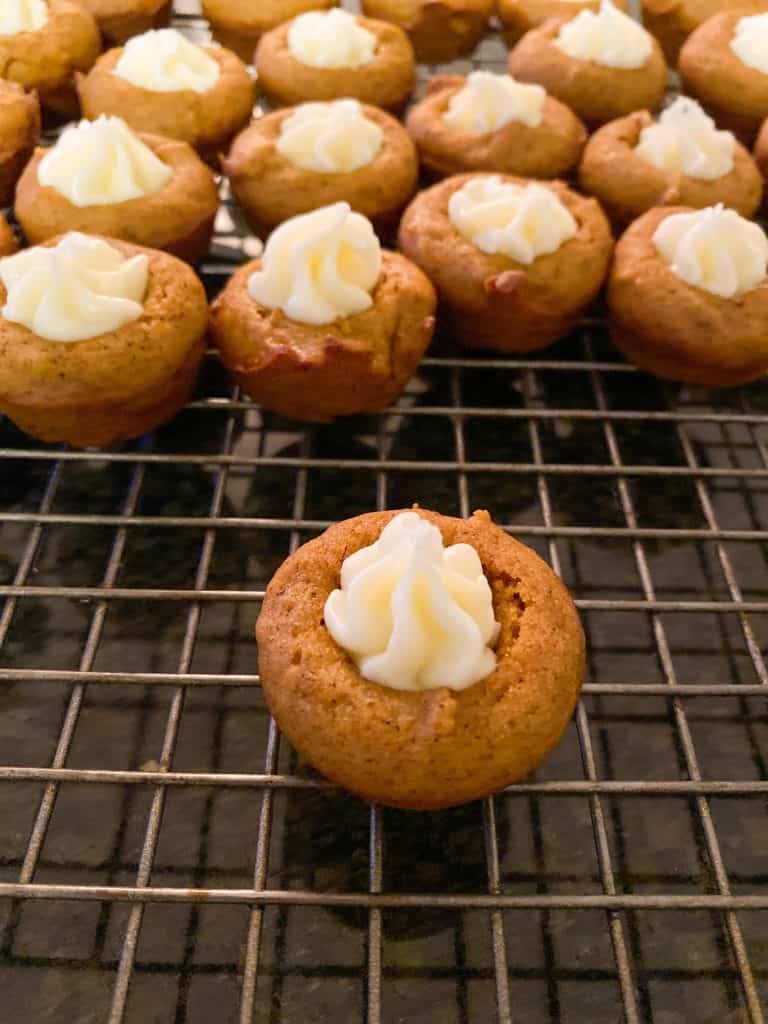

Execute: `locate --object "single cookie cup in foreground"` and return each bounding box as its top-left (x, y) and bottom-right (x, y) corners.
top-left (398, 173), bottom-right (612, 353)
top-left (679, 12), bottom-right (768, 145)
top-left (210, 203), bottom-right (436, 422)
top-left (498, 0), bottom-right (629, 46)
top-left (642, 0), bottom-right (768, 66)
top-left (578, 97), bottom-right (763, 228)
top-left (78, 0), bottom-right (171, 46)
top-left (0, 0), bottom-right (100, 118)
top-left (223, 100), bottom-right (418, 240)
top-left (254, 9), bottom-right (416, 114)
top-left (0, 232), bottom-right (208, 446)
top-left (15, 116), bottom-right (219, 264)
top-left (508, 0), bottom-right (668, 127)
top-left (202, 0), bottom-right (337, 64)
top-left (77, 29), bottom-right (256, 166)
top-left (0, 81), bottom-right (40, 207)
top-left (607, 204), bottom-right (768, 386)
top-left (360, 0), bottom-right (493, 63)
top-left (257, 507), bottom-right (585, 810)
top-left (406, 71), bottom-right (587, 180)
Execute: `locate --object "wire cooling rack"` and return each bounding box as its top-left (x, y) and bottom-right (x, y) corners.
top-left (1, 5), bottom-right (767, 1024)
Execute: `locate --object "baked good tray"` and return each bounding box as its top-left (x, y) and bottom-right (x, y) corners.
top-left (0, 2), bottom-right (767, 1022)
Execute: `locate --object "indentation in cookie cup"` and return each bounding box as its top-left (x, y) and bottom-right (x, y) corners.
top-left (0, 237), bottom-right (209, 447)
top-left (397, 173), bottom-right (613, 355)
top-left (406, 79), bottom-right (588, 182)
top-left (14, 136), bottom-right (220, 265)
top-left (255, 507), bottom-right (585, 810)
top-left (209, 252), bottom-right (437, 422)
top-left (577, 110), bottom-right (764, 229)
top-left (507, 15), bottom-right (668, 128)
top-left (606, 206), bottom-right (768, 387)
top-left (222, 105), bottom-right (419, 245)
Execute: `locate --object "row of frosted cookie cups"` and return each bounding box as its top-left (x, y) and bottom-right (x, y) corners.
top-left (2, 179), bottom-right (767, 451)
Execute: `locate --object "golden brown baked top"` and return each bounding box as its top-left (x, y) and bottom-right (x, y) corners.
top-left (0, 0), bottom-right (100, 91)
top-left (0, 80), bottom-right (40, 165)
top-left (0, 235), bottom-right (208, 406)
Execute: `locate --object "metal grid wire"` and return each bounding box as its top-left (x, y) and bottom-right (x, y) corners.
top-left (1, 5), bottom-right (768, 1023)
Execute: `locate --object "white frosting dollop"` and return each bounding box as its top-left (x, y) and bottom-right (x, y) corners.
top-left (448, 176), bottom-right (577, 263)
top-left (324, 511), bottom-right (500, 692)
top-left (442, 71), bottom-right (546, 133)
top-left (38, 116), bottom-right (173, 207)
top-left (555, 0), bottom-right (653, 69)
top-left (288, 9), bottom-right (377, 69)
top-left (277, 100), bottom-right (383, 174)
top-left (0, 233), bottom-right (148, 342)
top-left (0, 0), bottom-right (48, 35)
top-left (653, 205), bottom-right (768, 298)
top-left (634, 97), bottom-right (735, 182)
top-left (114, 28), bottom-right (220, 94)
top-left (730, 13), bottom-right (768, 75)
top-left (248, 202), bottom-right (381, 325)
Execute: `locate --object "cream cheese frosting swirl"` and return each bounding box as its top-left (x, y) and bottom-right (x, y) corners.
top-left (248, 202), bottom-right (381, 325)
top-left (277, 100), bottom-right (383, 173)
top-left (0, 0), bottom-right (48, 35)
top-left (730, 13), bottom-right (768, 75)
top-left (448, 176), bottom-right (577, 263)
top-left (653, 205), bottom-right (768, 298)
top-left (0, 233), bottom-right (148, 342)
top-left (38, 116), bottom-right (173, 207)
top-left (114, 28), bottom-right (220, 94)
top-left (442, 72), bottom-right (546, 133)
top-left (634, 97), bottom-right (735, 182)
top-left (288, 9), bottom-right (377, 69)
top-left (555, 0), bottom-right (653, 69)
top-left (324, 511), bottom-right (500, 692)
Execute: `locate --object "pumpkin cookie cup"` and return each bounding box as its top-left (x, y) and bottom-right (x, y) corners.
top-left (498, 0), bottom-right (629, 46)
top-left (0, 0), bottom-right (100, 119)
top-left (398, 173), bottom-right (613, 353)
top-left (77, 44), bottom-right (255, 165)
top-left (201, 0), bottom-right (337, 64)
top-left (210, 252), bottom-right (436, 422)
top-left (15, 133), bottom-right (219, 264)
top-left (0, 235), bottom-right (209, 446)
top-left (223, 104), bottom-right (418, 240)
top-left (642, 0), bottom-right (768, 66)
top-left (406, 73), bottom-right (587, 180)
top-left (256, 507), bottom-right (585, 810)
top-left (606, 206), bottom-right (768, 386)
top-left (254, 15), bottom-right (416, 113)
top-left (0, 82), bottom-right (40, 207)
top-left (508, 16), bottom-right (668, 127)
top-left (679, 13), bottom-right (768, 145)
top-left (79, 0), bottom-right (171, 46)
top-left (578, 110), bottom-right (763, 227)
top-left (359, 0), bottom-right (493, 63)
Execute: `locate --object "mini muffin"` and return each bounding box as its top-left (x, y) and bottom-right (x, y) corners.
top-left (508, 1), bottom-right (668, 127)
top-left (78, 0), bottom-right (171, 46)
top-left (223, 100), bottom-right (418, 239)
top-left (0, 214), bottom-right (18, 255)
top-left (578, 97), bottom-right (763, 227)
top-left (15, 116), bottom-right (219, 264)
top-left (257, 506), bottom-right (585, 810)
top-left (607, 204), bottom-right (768, 386)
top-left (254, 9), bottom-right (416, 114)
top-left (77, 28), bottom-right (256, 166)
top-left (210, 202), bottom-right (436, 422)
top-left (360, 0), bottom-right (493, 63)
top-left (642, 0), bottom-right (768, 66)
top-left (406, 71), bottom-right (587, 180)
top-left (398, 172), bottom-right (612, 353)
top-left (0, 232), bottom-right (208, 446)
top-left (498, 0), bottom-right (629, 46)
top-left (679, 12), bottom-right (768, 145)
top-left (202, 0), bottom-right (337, 64)
top-left (0, 0), bottom-right (100, 118)
top-left (0, 81), bottom-right (40, 207)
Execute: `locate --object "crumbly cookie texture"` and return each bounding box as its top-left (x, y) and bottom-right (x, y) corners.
top-left (256, 507), bottom-right (585, 809)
